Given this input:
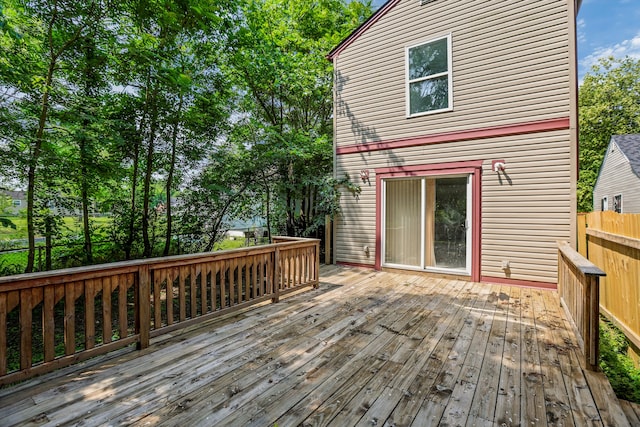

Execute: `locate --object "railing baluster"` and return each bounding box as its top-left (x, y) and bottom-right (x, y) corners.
top-left (190, 265), bottom-right (197, 318)
top-left (43, 286), bottom-right (55, 361)
top-left (0, 293), bottom-right (6, 375)
top-left (179, 266), bottom-right (187, 322)
top-left (103, 277), bottom-right (112, 344)
top-left (64, 283), bottom-right (75, 356)
top-left (85, 279), bottom-right (95, 349)
top-left (199, 264), bottom-right (206, 316)
top-left (137, 265), bottom-right (150, 350)
top-left (119, 275), bottom-right (128, 339)
top-left (153, 269), bottom-right (162, 329)
top-left (20, 289), bottom-right (32, 369)
top-left (166, 268), bottom-right (174, 326)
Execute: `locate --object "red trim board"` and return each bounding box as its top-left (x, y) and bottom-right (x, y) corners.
top-left (336, 118), bottom-right (570, 156)
top-left (374, 160), bottom-right (482, 282)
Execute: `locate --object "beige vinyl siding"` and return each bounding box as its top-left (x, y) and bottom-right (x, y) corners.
top-left (334, 0), bottom-right (570, 147)
top-left (335, 130), bottom-right (572, 283)
top-left (593, 142), bottom-right (640, 213)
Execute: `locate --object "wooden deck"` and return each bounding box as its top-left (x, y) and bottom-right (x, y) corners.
top-left (0, 266), bottom-right (630, 426)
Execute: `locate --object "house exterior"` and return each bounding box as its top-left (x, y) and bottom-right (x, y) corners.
top-left (593, 134), bottom-right (640, 213)
top-left (1, 190), bottom-right (26, 215)
top-left (328, 0), bottom-right (580, 286)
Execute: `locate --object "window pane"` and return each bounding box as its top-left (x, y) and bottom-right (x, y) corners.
top-left (433, 177), bottom-right (467, 270)
top-left (408, 38), bottom-right (448, 80)
top-left (409, 76), bottom-right (449, 114)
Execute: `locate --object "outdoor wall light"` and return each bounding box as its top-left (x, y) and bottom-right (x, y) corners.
top-left (360, 169), bottom-right (370, 182)
top-left (492, 160), bottom-right (506, 173)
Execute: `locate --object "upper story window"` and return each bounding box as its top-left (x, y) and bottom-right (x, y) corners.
top-left (12, 199), bottom-right (21, 207)
top-left (406, 34), bottom-right (452, 117)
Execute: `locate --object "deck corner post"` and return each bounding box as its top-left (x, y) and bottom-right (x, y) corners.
top-left (314, 240), bottom-right (320, 289)
top-left (557, 248), bottom-right (562, 304)
top-left (272, 247), bottom-right (281, 303)
top-left (324, 215), bottom-right (331, 266)
top-left (588, 274), bottom-right (601, 371)
top-left (137, 264), bottom-right (151, 350)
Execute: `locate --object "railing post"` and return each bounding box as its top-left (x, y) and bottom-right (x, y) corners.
top-left (557, 241), bottom-right (605, 371)
top-left (588, 275), bottom-right (601, 370)
top-left (325, 215), bottom-right (331, 265)
top-left (137, 264), bottom-right (150, 350)
top-left (272, 246), bottom-right (280, 303)
top-left (314, 240), bottom-right (320, 288)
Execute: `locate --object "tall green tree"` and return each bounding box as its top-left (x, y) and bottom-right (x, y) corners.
top-left (228, 0), bottom-right (371, 237)
top-left (0, 0), bottom-right (106, 271)
top-left (578, 56), bottom-right (640, 211)
top-left (111, 0), bottom-right (235, 258)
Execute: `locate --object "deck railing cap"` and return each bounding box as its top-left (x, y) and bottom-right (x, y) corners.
top-left (557, 240), bottom-right (606, 277)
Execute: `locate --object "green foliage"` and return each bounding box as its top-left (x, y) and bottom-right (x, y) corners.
top-left (599, 317), bottom-right (640, 403)
top-left (0, 0), bottom-right (372, 271)
top-left (227, 0), bottom-right (370, 237)
top-left (578, 57), bottom-right (640, 211)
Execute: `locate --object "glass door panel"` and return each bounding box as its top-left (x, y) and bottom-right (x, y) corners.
top-left (384, 179), bottom-right (422, 267)
top-left (382, 174), bottom-right (470, 274)
top-left (432, 177), bottom-right (468, 270)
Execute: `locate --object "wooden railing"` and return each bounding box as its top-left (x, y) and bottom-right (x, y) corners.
top-left (557, 240), bottom-right (606, 371)
top-left (0, 237), bottom-right (319, 385)
top-left (578, 211), bottom-right (640, 356)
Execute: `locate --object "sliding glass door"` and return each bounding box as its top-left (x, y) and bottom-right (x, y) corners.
top-left (382, 175), bottom-right (471, 274)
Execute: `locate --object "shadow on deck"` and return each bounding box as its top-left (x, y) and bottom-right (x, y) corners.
top-left (0, 266), bottom-right (630, 426)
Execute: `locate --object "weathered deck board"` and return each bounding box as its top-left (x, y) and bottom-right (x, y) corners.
top-left (0, 266), bottom-right (629, 426)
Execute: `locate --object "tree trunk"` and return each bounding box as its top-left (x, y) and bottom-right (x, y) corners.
top-left (26, 60), bottom-right (56, 273)
top-left (125, 137), bottom-right (140, 260)
top-left (81, 174), bottom-right (92, 263)
top-left (25, 5), bottom-right (86, 272)
top-left (142, 85), bottom-right (159, 258)
top-left (264, 178), bottom-right (272, 242)
top-left (79, 37), bottom-right (97, 264)
top-left (163, 93), bottom-right (184, 256)
top-left (45, 216), bottom-right (53, 271)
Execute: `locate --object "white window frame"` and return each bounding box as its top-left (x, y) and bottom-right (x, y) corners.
top-left (12, 200), bottom-right (21, 207)
top-left (405, 33), bottom-right (453, 118)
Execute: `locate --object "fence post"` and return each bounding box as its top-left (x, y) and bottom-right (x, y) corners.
top-left (137, 264), bottom-right (150, 350)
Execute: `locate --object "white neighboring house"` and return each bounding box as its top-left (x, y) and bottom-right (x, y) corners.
top-left (593, 134), bottom-right (640, 213)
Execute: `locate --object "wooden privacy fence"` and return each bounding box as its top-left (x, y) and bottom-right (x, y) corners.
top-left (557, 241), bottom-right (606, 371)
top-left (0, 237), bottom-right (319, 386)
top-left (578, 211), bottom-right (640, 354)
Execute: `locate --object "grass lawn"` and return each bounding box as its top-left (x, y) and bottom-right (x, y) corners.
top-left (0, 216), bottom-right (111, 241)
top-left (213, 237), bottom-right (248, 251)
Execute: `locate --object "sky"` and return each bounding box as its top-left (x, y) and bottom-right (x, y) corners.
top-left (577, 0), bottom-right (640, 80)
top-left (369, 0), bottom-right (640, 82)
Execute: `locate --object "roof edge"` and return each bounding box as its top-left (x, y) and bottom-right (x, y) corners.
top-left (326, 0), bottom-right (401, 61)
